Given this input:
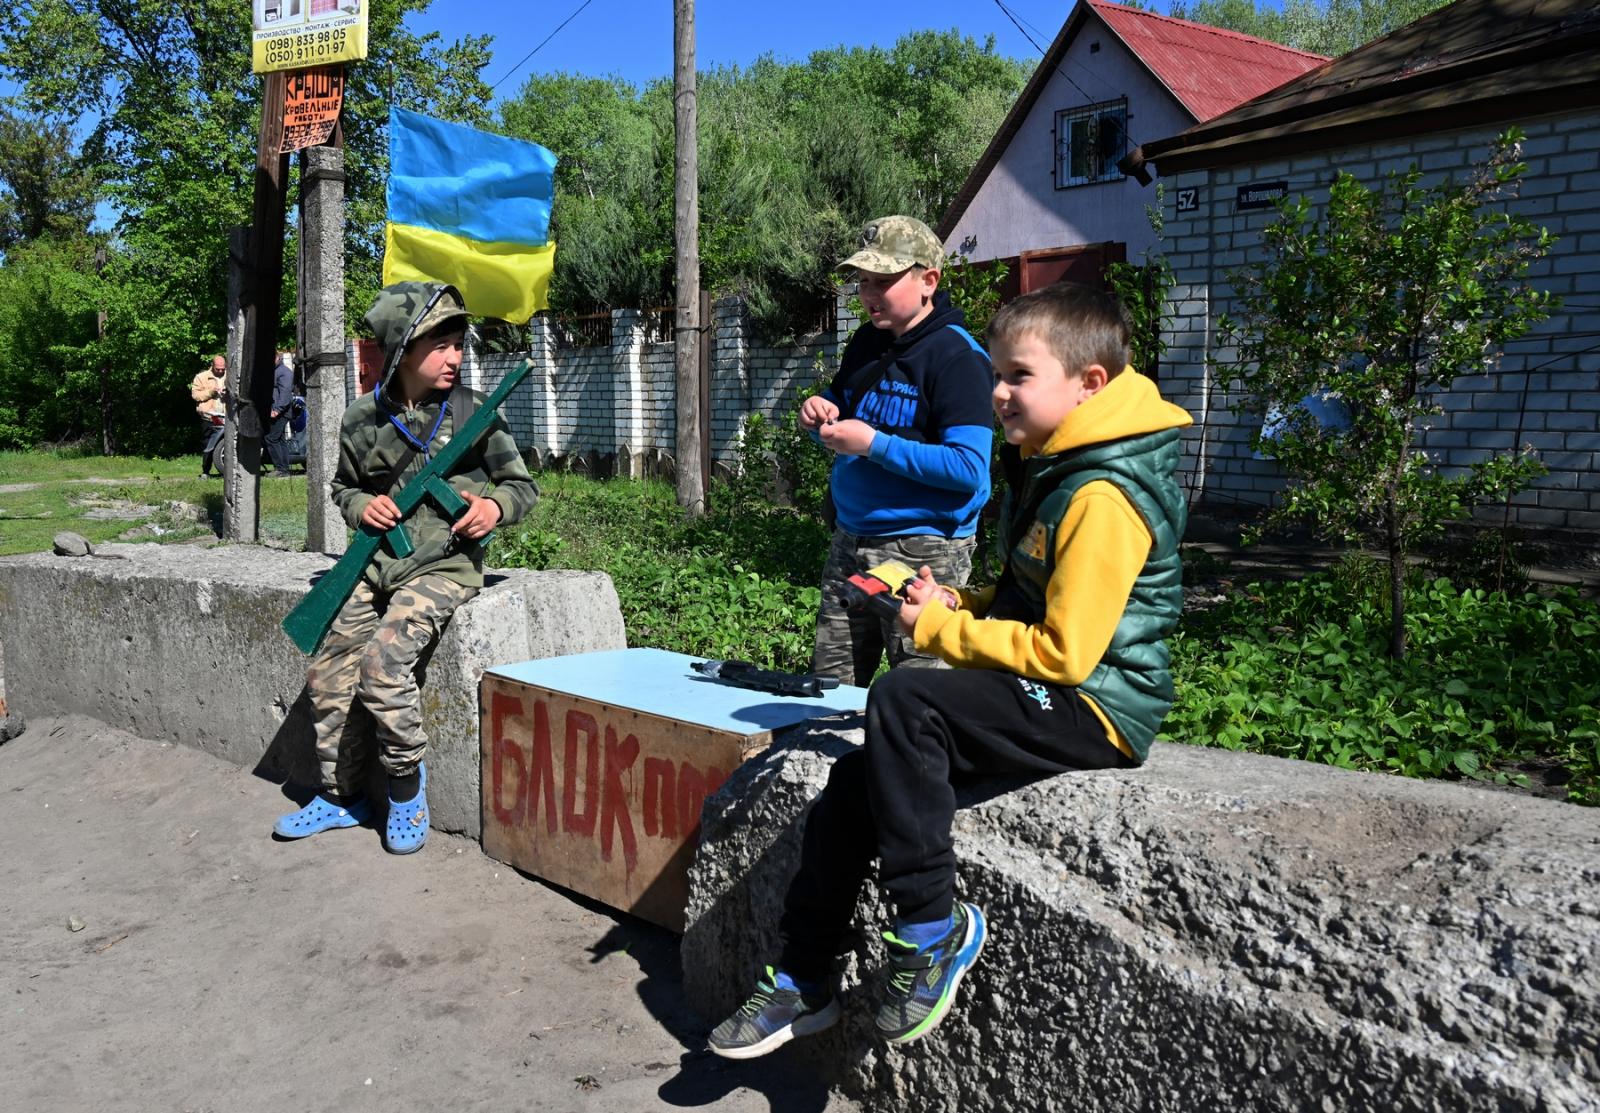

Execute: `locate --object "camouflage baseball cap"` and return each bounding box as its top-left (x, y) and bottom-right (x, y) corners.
top-left (840, 215), bottom-right (945, 274)
top-left (363, 281), bottom-right (469, 393)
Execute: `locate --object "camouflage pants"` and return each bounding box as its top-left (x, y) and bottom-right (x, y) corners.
top-left (306, 574), bottom-right (477, 794)
top-left (812, 530), bottom-right (976, 688)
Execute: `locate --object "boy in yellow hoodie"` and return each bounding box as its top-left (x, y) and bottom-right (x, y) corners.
top-left (709, 283), bottom-right (1192, 1058)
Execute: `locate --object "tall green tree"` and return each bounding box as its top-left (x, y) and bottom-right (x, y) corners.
top-left (0, 106), bottom-right (97, 252)
top-left (0, 236), bottom-right (103, 449)
top-left (0, 0), bottom-right (490, 454)
top-left (497, 31), bottom-right (1028, 338)
top-left (499, 74), bottom-right (671, 313)
top-left (1168, 0), bottom-right (1451, 56)
top-left (1217, 132), bottom-right (1556, 659)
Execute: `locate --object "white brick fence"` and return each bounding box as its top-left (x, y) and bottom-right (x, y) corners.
top-left (340, 292), bottom-right (862, 479)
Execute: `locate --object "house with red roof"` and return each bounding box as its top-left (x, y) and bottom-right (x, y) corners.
top-left (937, 0), bottom-right (1324, 294)
top-left (1131, 0), bottom-right (1600, 535)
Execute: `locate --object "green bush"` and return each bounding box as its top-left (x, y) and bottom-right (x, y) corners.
top-left (1167, 571), bottom-right (1600, 805)
top-left (490, 473), bottom-right (826, 673)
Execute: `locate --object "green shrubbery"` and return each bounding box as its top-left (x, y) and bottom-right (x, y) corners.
top-left (488, 475), bottom-right (1598, 806)
top-left (1167, 560), bottom-right (1600, 805)
top-left (488, 472), bottom-right (828, 673)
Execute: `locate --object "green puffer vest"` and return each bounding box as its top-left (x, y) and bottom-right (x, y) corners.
top-left (990, 426), bottom-right (1188, 762)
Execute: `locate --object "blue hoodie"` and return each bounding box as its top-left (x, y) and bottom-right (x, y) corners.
top-left (823, 291), bottom-right (993, 537)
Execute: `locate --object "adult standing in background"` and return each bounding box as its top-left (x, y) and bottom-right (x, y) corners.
top-left (189, 355), bottom-right (228, 479)
top-left (265, 350), bottom-right (295, 478)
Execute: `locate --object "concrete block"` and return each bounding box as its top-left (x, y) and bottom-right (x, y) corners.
top-left (0, 545), bottom-right (627, 837)
top-left (683, 729), bottom-right (1599, 1112)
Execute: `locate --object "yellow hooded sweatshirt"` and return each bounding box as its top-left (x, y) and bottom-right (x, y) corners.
top-left (912, 367), bottom-right (1193, 755)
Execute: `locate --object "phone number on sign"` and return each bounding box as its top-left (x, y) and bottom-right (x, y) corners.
top-left (262, 28), bottom-right (348, 67)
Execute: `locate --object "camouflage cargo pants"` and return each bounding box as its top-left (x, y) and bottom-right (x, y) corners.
top-left (812, 529), bottom-right (976, 688)
top-left (306, 574), bottom-right (477, 795)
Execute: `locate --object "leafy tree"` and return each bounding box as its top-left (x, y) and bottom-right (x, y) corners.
top-left (497, 31), bottom-right (1028, 338)
top-left (0, 236), bottom-right (103, 449)
top-left (1168, 0), bottom-right (1451, 56)
top-left (0, 0), bottom-right (490, 454)
top-left (0, 106), bottom-right (97, 252)
top-left (1217, 131), bottom-right (1556, 658)
top-left (500, 73), bottom-right (671, 313)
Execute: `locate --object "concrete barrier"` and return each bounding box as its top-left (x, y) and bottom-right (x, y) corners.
top-left (682, 720), bottom-right (1600, 1112)
top-left (0, 544), bottom-right (627, 835)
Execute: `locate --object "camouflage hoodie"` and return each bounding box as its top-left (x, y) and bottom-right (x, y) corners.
top-left (333, 281), bottom-right (538, 591)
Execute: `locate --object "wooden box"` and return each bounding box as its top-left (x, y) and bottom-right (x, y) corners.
top-left (480, 648), bottom-right (868, 931)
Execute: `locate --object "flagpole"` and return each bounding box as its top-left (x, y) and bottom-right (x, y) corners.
top-left (673, 0), bottom-right (705, 517)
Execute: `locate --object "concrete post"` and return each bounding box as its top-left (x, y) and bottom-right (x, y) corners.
top-left (223, 226), bottom-right (260, 542)
top-left (298, 145), bottom-right (348, 555)
top-left (613, 308), bottom-right (645, 478)
top-left (709, 295), bottom-right (749, 471)
top-left (528, 317), bottom-right (559, 465)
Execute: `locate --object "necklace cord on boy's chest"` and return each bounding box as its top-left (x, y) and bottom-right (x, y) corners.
top-left (387, 400), bottom-right (449, 463)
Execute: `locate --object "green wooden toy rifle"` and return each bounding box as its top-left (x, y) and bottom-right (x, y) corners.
top-left (282, 358), bottom-right (533, 655)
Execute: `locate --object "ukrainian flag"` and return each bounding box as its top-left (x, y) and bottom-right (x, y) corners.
top-left (382, 107), bottom-right (558, 324)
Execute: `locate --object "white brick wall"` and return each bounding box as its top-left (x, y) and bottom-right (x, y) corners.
top-left (1160, 110), bottom-right (1600, 533)
top-left (455, 287), bottom-right (862, 470)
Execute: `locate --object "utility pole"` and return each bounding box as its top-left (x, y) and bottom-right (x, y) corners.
top-left (94, 245), bottom-right (114, 455)
top-left (299, 141), bottom-right (348, 555)
top-left (673, 0), bottom-right (705, 516)
top-left (236, 69), bottom-right (290, 542)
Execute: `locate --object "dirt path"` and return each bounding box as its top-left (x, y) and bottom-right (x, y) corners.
top-left (0, 477), bottom-right (156, 494)
top-left (0, 718), bottom-right (856, 1113)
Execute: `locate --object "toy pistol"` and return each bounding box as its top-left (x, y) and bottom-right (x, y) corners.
top-left (835, 558), bottom-right (919, 620)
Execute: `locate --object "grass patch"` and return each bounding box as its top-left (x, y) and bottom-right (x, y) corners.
top-left (489, 472), bottom-right (828, 673)
top-left (0, 448), bottom-right (312, 555)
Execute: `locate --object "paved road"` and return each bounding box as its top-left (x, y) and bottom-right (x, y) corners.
top-left (0, 717), bottom-right (856, 1113)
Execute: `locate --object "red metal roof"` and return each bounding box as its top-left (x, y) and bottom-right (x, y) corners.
top-left (1088, 0), bottom-right (1328, 122)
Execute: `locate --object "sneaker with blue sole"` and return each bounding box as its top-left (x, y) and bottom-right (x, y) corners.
top-left (876, 901), bottom-right (987, 1043)
top-left (708, 966), bottom-right (841, 1059)
top-left (273, 794), bottom-right (370, 839)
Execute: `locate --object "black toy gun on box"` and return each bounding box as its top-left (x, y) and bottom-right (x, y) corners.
top-left (691, 659), bottom-right (841, 698)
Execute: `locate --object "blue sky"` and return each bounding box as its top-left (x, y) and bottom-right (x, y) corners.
top-left (407, 0), bottom-right (1133, 102)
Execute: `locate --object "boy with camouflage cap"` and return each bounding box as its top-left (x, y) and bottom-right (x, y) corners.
top-left (273, 281), bottom-right (538, 854)
top-left (802, 214), bottom-right (993, 686)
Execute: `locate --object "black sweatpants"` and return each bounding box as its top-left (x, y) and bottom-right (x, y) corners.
top-left (777, 666), bottom-right (1133, 981)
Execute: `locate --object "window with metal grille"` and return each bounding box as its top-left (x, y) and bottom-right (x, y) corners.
top-left (1053, 99), bottom-right (1128, 188)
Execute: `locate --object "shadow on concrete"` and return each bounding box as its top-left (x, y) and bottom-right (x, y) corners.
top-left (505, 857), bottom-right (845, 1111)
top-left (251, 631), bottom-right (442, 809)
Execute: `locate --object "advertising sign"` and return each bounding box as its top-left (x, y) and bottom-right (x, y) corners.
top-left (252, 0), bottom-right (369, 75)
top-left (280, 66), bottom-right (344, 154)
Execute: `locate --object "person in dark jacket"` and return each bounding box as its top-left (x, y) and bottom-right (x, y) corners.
top-left (805, 215), bottom-right (994, 686)
top-left (264, 351), bottom-right (296, 477)
top-left (708, 283), bottom-right (1192, 1059)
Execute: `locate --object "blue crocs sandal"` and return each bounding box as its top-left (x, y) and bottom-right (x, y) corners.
top-left (273, 794), bottom-right (370, 839)
top-left (385, 764), bottom-right (429, 855)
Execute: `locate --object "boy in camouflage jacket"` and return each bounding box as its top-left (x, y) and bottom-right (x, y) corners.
top-left (274, 281), bottom-right (538, 854)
